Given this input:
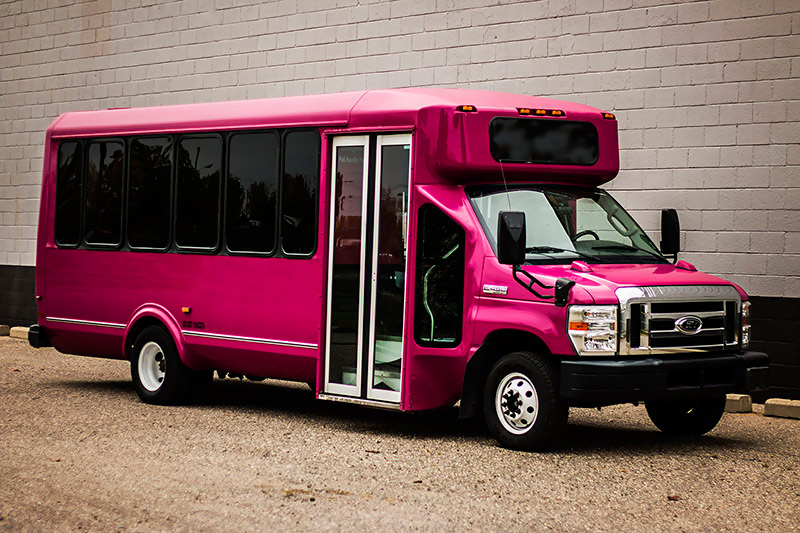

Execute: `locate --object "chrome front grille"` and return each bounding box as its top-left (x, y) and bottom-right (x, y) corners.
top-left (617, 286), bottom-right (741, 355)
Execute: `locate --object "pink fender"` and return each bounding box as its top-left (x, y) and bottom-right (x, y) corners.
top-left (123, 304), bottom-right (194, 368)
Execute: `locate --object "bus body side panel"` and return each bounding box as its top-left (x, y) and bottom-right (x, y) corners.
top-left (39, 249), bottom-right (322, 382)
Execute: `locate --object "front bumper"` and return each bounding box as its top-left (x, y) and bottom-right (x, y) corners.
top-left (561, 351), bottom-right (768, 406)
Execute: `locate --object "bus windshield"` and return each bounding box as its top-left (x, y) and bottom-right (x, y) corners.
top-left (468, 186), bottom-right (667, 264)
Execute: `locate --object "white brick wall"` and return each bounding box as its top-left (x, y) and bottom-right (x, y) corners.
top-left (1, 0), bottom-right (798, 297)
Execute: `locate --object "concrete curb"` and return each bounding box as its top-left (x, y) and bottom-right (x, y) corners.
top-left (764, 399), bottom-right (800, 420)
top-left (725, 394), bottom-right (752, 413)
top-left (0, 325), bottom-right (9, 336)
top-left (9, 326), bottom-right (29, 340)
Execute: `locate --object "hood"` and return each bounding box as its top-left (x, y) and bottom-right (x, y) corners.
top-left (523, 262), bottom-right (747, 304)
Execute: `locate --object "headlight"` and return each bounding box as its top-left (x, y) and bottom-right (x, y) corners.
top-left (741, 301), bottom-right (751, 349)
top-left (568, 305), bottom-right (618, 356)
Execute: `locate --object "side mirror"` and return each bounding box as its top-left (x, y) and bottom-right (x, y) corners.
top-left (660, 208), bottom-right (680, 259)
top-left (497, 211), bottom-right (526, 265)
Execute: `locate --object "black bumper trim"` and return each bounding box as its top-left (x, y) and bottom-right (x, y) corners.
top-left (561, 351), bottom-right (769, 405)
top-left (28, 324), bottom-right (52, 348)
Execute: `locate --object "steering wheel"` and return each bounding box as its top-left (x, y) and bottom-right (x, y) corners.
top-left (574, 230), bottom-right (600, 240)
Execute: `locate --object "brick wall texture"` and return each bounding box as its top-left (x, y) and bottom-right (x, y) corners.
top-left (1, 0), bottom-right (799, 297)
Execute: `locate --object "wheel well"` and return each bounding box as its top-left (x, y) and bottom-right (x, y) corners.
top-left (125, 317), bottom-right (168, 361)
top-left (459, 329), bottom-right (553, 420)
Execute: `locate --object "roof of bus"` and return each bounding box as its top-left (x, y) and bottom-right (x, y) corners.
top-left (48, 88), bottom-right (607, 138)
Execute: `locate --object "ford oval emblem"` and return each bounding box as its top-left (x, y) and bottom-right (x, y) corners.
top-left (675, 316), bottom-right (703, 335)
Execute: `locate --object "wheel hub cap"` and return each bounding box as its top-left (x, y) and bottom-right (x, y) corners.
top-left (496, 372), bottom-right (539, 435)
top-left (138, 341), bottom-right (166, 392)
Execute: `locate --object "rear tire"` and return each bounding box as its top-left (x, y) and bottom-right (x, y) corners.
top-left (130, 325), bottom-right (210, 405)
top-left (482, 351), bottom-right (567, 451)
top-left (645, 395), bottom-right (726, 436)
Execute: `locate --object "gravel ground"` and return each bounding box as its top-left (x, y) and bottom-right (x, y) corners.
top-left (1, 335), bottom-right (798, 532)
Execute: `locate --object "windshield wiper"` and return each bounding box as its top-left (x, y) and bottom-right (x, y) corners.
top-left (526, 246), bottom-right (602, 263)
top-left (591, 244), bottom-right (667, 263)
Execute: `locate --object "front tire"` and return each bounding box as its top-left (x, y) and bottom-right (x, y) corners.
top-left (483, 352), bottom-right (567, 450)
top-left (645, 395), bottom-right (726, 436)
top-left (130, 325), bottom-right (209, 405)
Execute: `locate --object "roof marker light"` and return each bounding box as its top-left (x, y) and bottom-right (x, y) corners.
top-left (456, 105), bottom-right (477, 112)
top-left (602, 112), bottom-right (616, 120)
top-left (518, 108), bottom-right (566, 117)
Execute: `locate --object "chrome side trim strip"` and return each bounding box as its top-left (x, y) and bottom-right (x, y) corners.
top-left (181, 330), bottom-right (317, 350)
top-left (317, 393), bottom-right (403, 411)
top-left (46, 317), bottom-right (126, 329)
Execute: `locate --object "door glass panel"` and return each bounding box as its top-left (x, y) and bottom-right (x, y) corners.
top-left (370, 142), bottom-right (410, 395)
top-left (328, 144), bottom-right (366, 389)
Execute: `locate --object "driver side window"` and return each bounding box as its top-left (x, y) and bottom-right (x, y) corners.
top-left (414, 205), bottom-right (465, 347)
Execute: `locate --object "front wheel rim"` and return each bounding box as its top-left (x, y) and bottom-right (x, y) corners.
top-left (495, 372), bottom-right (539, 435)
top-left (138, 341), bottom-right (166, 392)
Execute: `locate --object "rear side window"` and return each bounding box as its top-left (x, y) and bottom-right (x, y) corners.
top-left (280, 130), bottom-right (320, 256)
top-left (489, 118), bottom-right (599, 166)
top-left (55, 141), bottom-right (83, 246)
top-left (226, 132), bottom-right (279, 253)
top-left (128, 137), bottom-right (172, 249)
top-left (84, 140), bottom-right (124, 246)
top-left (176, 136), bottom-right (222, 249)
top-left (414, 205), bottom-right (465, 347)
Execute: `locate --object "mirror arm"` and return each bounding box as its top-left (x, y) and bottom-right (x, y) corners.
top-left (512, 267), bottom-right (576, 307)
top-left (512, 265), bottom-right (554, 300)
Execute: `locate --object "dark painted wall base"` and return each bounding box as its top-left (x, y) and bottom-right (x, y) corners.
top-left (0, 265), bottom-right (37, 327)
top-left (750, 296), bottom-right (800, 402)
top-left (1, 264), bottom-right (798, 399)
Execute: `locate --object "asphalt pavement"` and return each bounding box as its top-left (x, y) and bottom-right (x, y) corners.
top-left (1, 336), bottom-right (798, 531)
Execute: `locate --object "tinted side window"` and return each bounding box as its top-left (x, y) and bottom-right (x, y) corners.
top-left (226, 132), bottom-right (279, 253)
top-left (85, 140), bottom-right (124, 246)
top-left (281, 130), bottom-right (319, 256)
top-left (128, 137), bottom-right (172, 249)
top-left (55, 141), bottom-right (83, 246)
top-left (176, 136), bottom-right (222, 249)
top-left (414, 205), bottom-right (465, 347)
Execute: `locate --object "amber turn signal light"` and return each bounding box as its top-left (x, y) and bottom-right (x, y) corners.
top-left (456, 105), bottom-right (477, 112)
top-left (602, 112), bottom-right (616, 120)
top-left (518, 108), bottom-right (565, 117)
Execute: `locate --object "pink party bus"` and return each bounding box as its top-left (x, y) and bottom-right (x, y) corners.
top-left (29, 89), bottom-right (768, 450)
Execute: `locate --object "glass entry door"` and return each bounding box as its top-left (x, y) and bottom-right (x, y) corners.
top-left (324, 134), bottom-right (411, 403)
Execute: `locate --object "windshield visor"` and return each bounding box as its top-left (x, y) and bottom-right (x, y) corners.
top-left (468, 186), bottom-right (666, 264)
